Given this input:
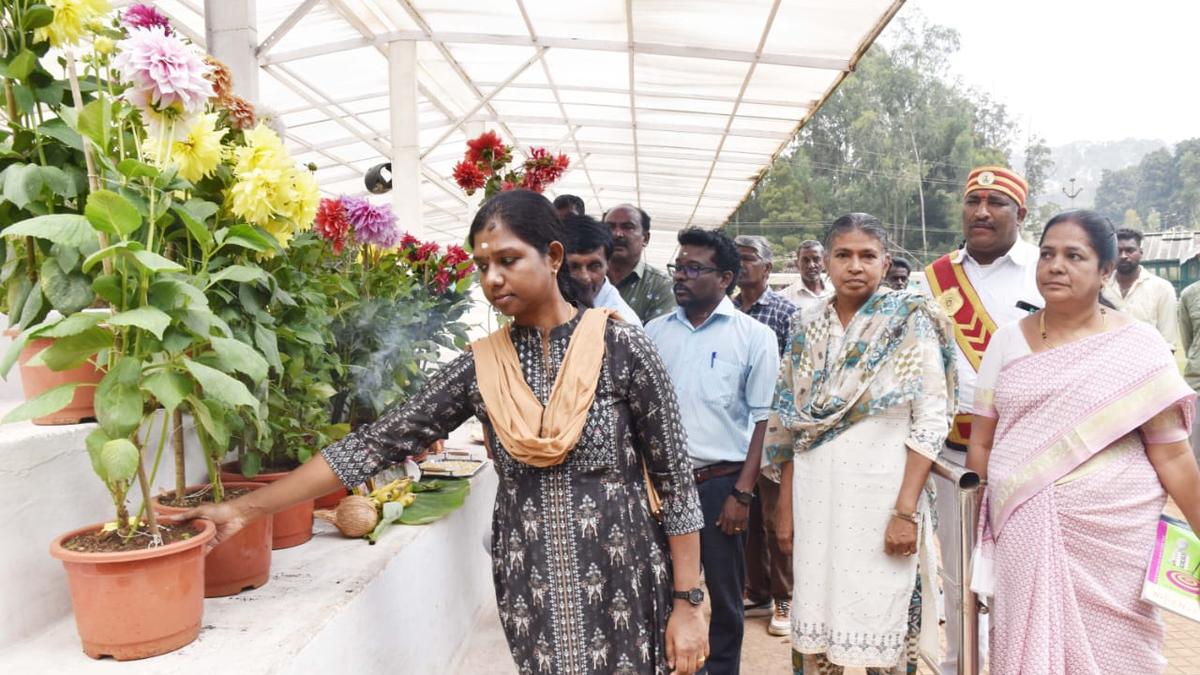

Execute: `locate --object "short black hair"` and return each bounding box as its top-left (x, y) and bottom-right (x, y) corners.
top-left (890, 257), bottom-right (912, 272)
top-left (1115, 227), bottom-right (1143, 246)
top-left (603, 204), bottom-right (652, 233)
top-left (563, 214), bottom-right (613, 259)
top-left (553, 194), bottom-right (585, 215)
top-left (677, 227), bottom-right (740, 294)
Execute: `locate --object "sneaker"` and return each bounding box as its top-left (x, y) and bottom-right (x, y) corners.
top-left (743, 596), bottom-right (772, 617)
top-left (768, 600), bottom-right (791, 636)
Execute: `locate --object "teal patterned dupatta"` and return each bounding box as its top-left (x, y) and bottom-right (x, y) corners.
top-left (764, 288), bottom-right (958, 471)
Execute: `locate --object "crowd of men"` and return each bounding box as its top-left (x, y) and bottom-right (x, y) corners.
top-left (549, 180), bottom-right (1199, 673)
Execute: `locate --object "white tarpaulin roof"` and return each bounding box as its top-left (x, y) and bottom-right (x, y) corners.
top-left (136, 0), bottom-right (903, 246)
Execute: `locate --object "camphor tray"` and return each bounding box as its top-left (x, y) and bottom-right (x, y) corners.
top-left (418, 450), bottom-right (488, 478)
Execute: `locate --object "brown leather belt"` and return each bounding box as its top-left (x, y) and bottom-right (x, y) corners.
top-left (693, 461), bottom-right (743, 485)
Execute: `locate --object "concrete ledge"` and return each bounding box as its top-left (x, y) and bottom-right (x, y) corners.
top-left (0, 425), bottom-right (496, 674)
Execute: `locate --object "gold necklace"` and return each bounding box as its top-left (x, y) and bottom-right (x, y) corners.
top-left (1040, 307), bottom-right (1107, 346)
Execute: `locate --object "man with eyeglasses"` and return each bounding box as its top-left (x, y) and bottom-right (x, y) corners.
top-left (645, 228), bottom-right (780, 674)
top-left (604, 204), bottom-right (677, 323)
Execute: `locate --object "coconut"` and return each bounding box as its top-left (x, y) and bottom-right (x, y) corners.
top-left (314, 495), bottom-right (379, 538)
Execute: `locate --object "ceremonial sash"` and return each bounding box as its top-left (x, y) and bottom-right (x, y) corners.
top-left (924, 253), bottom-right (997, 447)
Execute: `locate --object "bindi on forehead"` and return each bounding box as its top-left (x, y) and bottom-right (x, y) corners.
top-left (480, 242), bottom-right (490, 250)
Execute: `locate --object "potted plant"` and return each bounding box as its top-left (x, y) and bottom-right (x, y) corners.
top-left (2, 3), bottom-right (304, 652)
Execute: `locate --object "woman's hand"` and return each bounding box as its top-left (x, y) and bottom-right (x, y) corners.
top-left (776, 509), bottom-right (794, 557)
top-left (665, 603), bottom-right (709, 674)
top-left (884, 514), bottom-right (918, 557)
top-left (166, 500), bottom-right (252, 551)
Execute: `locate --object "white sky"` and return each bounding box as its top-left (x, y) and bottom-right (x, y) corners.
top-left (897, 0), bottom-right (1200, 146)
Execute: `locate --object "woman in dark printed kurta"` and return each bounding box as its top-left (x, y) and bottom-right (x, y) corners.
top-left (320, 315), bottom-right (704, 674)
top-left (173, 190), bottom-right (708, 674)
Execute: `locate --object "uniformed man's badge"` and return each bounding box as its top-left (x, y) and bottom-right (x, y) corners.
top-left (937, 287), bottom-right (964, 316)
top-left (977, 171), bottom-right (995, 186)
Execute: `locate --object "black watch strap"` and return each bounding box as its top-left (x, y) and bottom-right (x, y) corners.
top-left (731, 486), bottom-right (754, 505)
top-left (672, 588), bottom-right (705, 605)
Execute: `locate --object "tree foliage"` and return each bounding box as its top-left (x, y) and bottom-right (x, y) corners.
top-left (1095, 140), bottom-right (1200, 230)
top-left (727, 16), bottom-right (1019, 265)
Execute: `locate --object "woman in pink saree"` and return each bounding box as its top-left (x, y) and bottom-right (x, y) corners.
top-left (967, 210), bottom-right (1200, 674)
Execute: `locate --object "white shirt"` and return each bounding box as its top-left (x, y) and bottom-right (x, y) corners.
top-left (592, 279), bottom-right (642, 327)
top-left (781, 275), bottom-right (833, 311)
top-left (915, 239), bottom-right (1042, 414)
top-left (1104, 266), bottom-right (1177, 347)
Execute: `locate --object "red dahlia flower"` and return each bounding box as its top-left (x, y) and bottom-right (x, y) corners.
top-left (314, 197), bottom-right (350, 254)
top-left (466, 131), bottom-right (510, 170)
top-left (453, 160), bottom-right (486, 194)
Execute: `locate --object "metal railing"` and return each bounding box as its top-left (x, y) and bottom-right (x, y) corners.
top-left (923, 454), bottom-right (983, 675)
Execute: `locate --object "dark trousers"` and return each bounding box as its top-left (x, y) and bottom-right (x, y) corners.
top-left (698, 473), bottom-right (746, 675)
top-left (745, 476), bottom-right (793, 603)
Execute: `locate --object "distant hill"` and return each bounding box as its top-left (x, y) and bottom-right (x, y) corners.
top-left (1021, 139), bottom-right (1168, 209)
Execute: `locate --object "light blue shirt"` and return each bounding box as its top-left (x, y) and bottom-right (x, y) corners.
top-left (593, 278), bottom-right (642, 327)
top-left (645, 296), bottom-right (779, 467)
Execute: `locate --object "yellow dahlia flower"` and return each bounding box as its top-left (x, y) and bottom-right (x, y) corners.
top-left (229, 167), bottom-right (287, 227)
top-left (280, 167), bottom-right (319, 230)
top-left (34, 0), bottom-right (110, 48)
top-left (142, 112), bottom-right (226, 183)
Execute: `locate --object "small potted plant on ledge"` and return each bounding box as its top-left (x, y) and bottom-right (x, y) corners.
top-left (1, 2), bottom-right (303, 653)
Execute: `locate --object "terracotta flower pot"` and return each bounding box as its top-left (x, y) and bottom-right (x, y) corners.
top-left (314, 487), bottom-right (349, 510)
top-left (152, 482), bottom-right (272, 597)
top-left (49, 519), bottom-right (216, 661)
top-left (14, 335), bottom-right (104, 425)
top-left (219, 462), bottom-right (314, 549)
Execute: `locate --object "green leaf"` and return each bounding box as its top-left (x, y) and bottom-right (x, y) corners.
top-left (108, 306), bottom-right (171, 340)
top-left (210, 336), bottom-right (268, 383)
top-left (183, 358), bottom-right (258, 408)
top-left (22, 5), bottom-right (55, 30)
top-left (17, 284), bottom-right (45, 330)
top-left (85, 428), bottom-right (112, 481)
top-left (116, 159), bottom-right (159, 180)
top-left (83, 240), bottom-right (142, 273)
top-left (239, 450), bottom-right (261, 478)
top-left (33, 312), bottom-right (105, 339)
top-left (7, 49), bottom-right (37, 81)
top-left (37, 119), bottom-right (83, 152)
top-left (172, 202), bottom-right (214, 253)
top-left (95, 357), bottom-right (143, 439)
top-left (186, 395), bottom-right (230, 450)
top-left (100, 438), bottom-right (140, 483)
top-left (150, 277), bottom-right (207, 310)
top-left (0, 330), bottom-right (28, 379)
top-left (253, 324), bottom-right (282, 372)
top-left (92, 273), bottom-right (122, 305)
top-left (85, 189), bottom-right (142, 236)
top-left (39, 166), bottom-right (75, 199)
top-left (11, 84), bottom-right (34, 115)
top-left (4, 163), bottom-right (43, 209)
top-left (39, 259), bottom-right (94, 314)
top-left (3, 214), bottom-right (96, 248)
top-left (2, 383), bottom-right (78, 424)
top-left (208, 265), bottom-right (268, 287)
top-left (366, 500), bottom-right (406, 543)
top-left (398, 479), bottom-right (471, 525)
top-left (142, 371), bottom-right (192, 414)
top-left (76, 97), bottom-right (111, 152)
top-left (36, 327), bottom-right (112, 371)
top-left (130, 250), bottom-right (184, 272)
top-left (221, 224), bottom-right (275, 253)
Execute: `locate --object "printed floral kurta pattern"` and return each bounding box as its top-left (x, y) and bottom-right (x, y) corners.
top-left (322, 315), bottom-right (704, 674)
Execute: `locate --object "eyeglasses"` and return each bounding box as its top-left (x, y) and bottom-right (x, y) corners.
top-left (667, 263), bottom-right (721, 279)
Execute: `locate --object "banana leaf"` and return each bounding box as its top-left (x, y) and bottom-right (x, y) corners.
top-left (366, 478), bottom-right (471, 543)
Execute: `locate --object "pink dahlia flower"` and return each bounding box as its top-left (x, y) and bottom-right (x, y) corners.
top-left (122, 3), bottom-right (172, 34)
top-left (114, 26), bottom-right (213, 117)
top-left (343, 196), bottom-right (401, 249)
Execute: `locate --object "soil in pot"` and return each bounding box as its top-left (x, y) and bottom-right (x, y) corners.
top-left (219, 463), bottom-right (314, 549)
top-left (50, 519), bottom-right (216, 660)
top-left (15, 336), bottom-right (104, 425)
top-left (152, 483), bottom-right (272, 597)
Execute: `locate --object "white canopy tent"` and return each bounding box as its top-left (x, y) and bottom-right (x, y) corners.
top-left (133, 0), bottom-right (903, 253)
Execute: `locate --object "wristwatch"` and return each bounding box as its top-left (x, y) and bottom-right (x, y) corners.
top-left (731, 486), bottom-right (754, 506)
top-left (672, 587), bottom-right (705, 605)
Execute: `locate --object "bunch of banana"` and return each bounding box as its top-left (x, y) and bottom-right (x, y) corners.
top-left (367, 477), bottom-right (415, 508)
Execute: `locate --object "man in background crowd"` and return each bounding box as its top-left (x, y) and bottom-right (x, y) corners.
top-left (781, 240), bottom-right (832, 311)
top-left (1105, 228), bottom-right (1178, 347)
top-left (731, 235), bottom-right (796, 638)
top-left (553, 193), bottom-right (585, 219)
top-left (886, 256), bottom-right (912, 291)
top-left (1177, 279), bottom-right (1200, 461)
top-left (563, 214), bottom-right (641, 327)
top-left (604, 204), bottom-right (676, 323)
